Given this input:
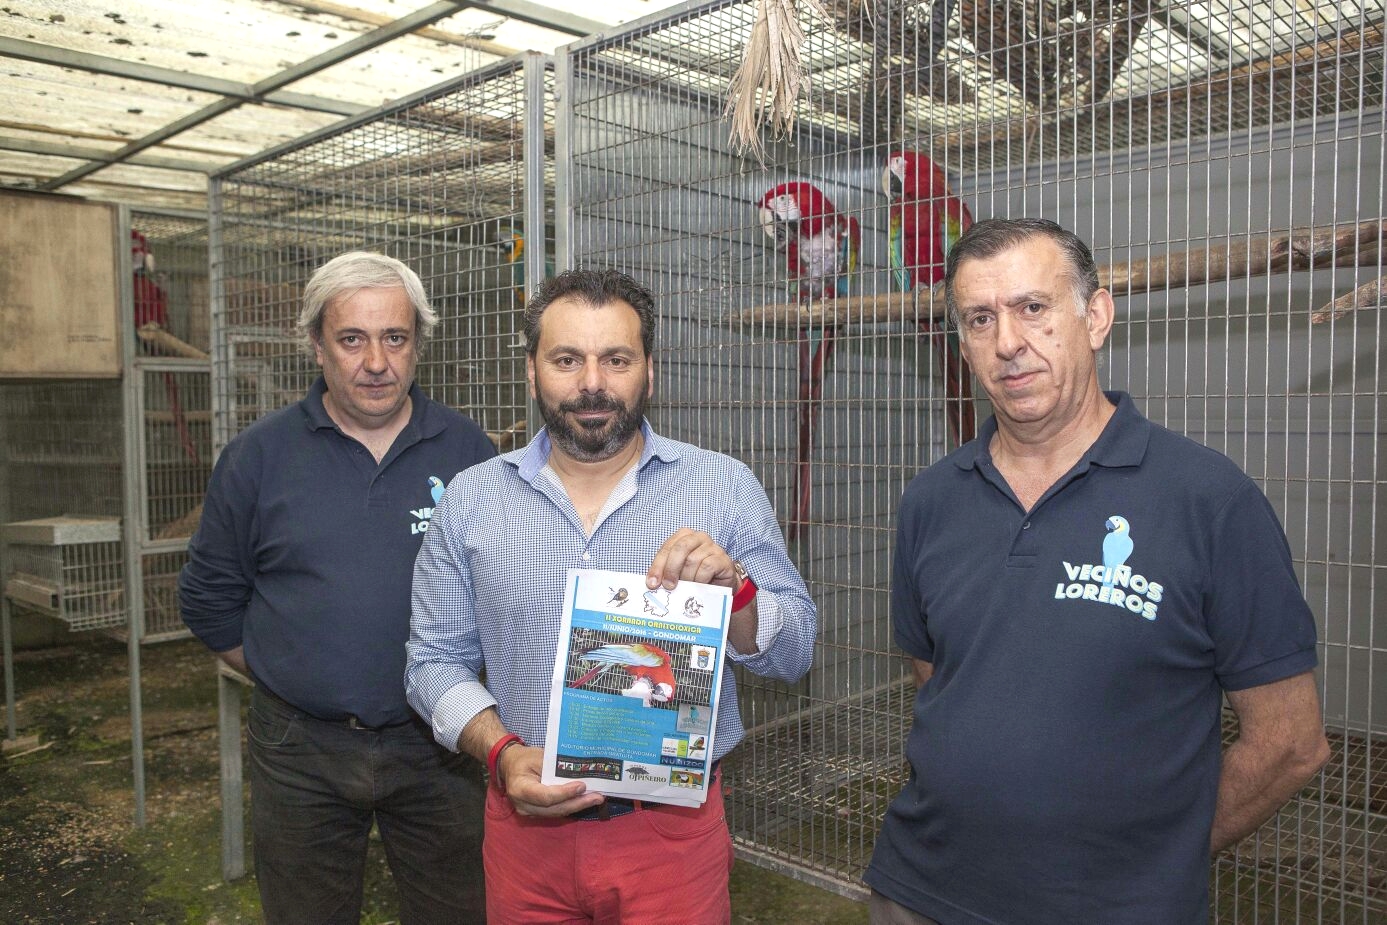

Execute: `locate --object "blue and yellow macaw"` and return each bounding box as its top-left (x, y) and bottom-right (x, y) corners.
top-left (496, 221), bottom-right (553, 306)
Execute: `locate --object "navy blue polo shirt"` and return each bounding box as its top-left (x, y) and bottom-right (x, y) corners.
top-left (866, 392), bottom-right (1317, 925)
top-left (180, 377), bottom-right (496, 726)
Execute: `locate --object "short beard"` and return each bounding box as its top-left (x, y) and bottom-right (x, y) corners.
top-left (539, 389), bottom-right (646, 462)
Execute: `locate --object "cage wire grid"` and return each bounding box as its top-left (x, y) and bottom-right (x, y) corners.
top-left (130, 210), bottom-right (214, 641)
top-left (210, 53), bottom-right (554, 460)
top-left (556, 0), bottom-right (1387, 916)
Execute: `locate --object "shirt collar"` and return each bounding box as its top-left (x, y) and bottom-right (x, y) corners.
top-left (302, 376), bottom-right (439, 438)
top-left (509, 419), bottom-right (681, 484)
top-left (953, 390), bottom-right (1148, 471)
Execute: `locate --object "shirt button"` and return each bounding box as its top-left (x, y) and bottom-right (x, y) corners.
top-left (582, 552), bottom-right (591, 561)
top-left (1022, 522), bottom-right (1031, 529)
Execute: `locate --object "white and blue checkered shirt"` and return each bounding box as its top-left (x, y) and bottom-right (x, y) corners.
top-left (407, 421), bottom-right (817, 762)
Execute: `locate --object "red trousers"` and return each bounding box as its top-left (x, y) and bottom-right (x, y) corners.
top-left (483, 774), bottom-right (734, 924)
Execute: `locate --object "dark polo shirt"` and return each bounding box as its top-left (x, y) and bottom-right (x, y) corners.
top-left (180, 377), bottom-right (495, 727)
top-left (866, 391), bottom-right (1317, 925)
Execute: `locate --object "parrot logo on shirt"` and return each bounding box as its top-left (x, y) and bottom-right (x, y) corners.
top-left (1102, 515), bottom-right (1135, 588)
top-left (411, 477), bottom-right (447, 535)
top-left (568, 643), bottom-right (677, 707)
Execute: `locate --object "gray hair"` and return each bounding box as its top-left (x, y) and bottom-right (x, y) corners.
top-left (943, 218), bottom-right (1100, 329)
top-left (297, 251), bottom-right (437, 356)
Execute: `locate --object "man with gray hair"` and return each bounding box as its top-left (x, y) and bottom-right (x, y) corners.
top-left (181, 251), bottom-right (496, 923)
top-left (866, 218), bottom-right (1328, 924)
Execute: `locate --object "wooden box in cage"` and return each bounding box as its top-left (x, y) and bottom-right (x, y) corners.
top-left (2, 517), bottom-right (124, 632)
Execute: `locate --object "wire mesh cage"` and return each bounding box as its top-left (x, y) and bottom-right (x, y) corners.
top-left (0, 378), bottom-right (124, 522)
top-left (210, 53), bottom-right (554, 454)
top-left (129, 211), bottom-right (214, 641)
top-left (558, 0), bottom-right (1387, 915)
top-left (2, 517), bottom-right (124, 632)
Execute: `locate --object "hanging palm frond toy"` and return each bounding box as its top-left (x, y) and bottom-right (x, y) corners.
top-left (724, 0), bottom-right (832, 162)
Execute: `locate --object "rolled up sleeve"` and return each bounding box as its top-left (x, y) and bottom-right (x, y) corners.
top-left (724, 463), bottom-right (817, 683)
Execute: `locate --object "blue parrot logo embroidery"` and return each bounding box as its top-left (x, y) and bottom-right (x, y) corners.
top-left (1054, 515), bottom-right (1162, 620)
top-left (1101, 515), bottom-right (1134, 588)
top-left (411, 477), bottom-right (447, 535)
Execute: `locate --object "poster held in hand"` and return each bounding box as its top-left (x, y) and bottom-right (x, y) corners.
top-left (542, 568), bottom-right (730, 807)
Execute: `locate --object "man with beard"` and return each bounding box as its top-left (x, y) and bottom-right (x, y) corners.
top-left (406, 268), bottom-right (816, 923)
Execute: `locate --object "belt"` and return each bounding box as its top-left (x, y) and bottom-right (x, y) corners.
top-left (571, 797), bottom-right (642, 822)
top-left (251, 676), bottom-right (419, 732)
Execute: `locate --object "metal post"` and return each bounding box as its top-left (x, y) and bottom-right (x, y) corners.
top-left (2, 595), bottom-right (14, 743)
top-left (522, 52), bottom-right (550, 440)
top-left (552, 49), bottom-right (572, 275)
top-left (208, 178), bottom-right (232, 458)
top-left (218, 662), bottom-right (247, 880)
top-left (117, 204), bottom-right (147, 827)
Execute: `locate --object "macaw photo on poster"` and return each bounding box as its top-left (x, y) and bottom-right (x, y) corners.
top-left (542, 568), bottom-right (730, 806)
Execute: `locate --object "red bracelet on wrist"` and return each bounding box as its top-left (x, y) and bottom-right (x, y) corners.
top-left (731, 570), bottom-right (758, 613)
top-left (486, 733), bottom-right (524, 793)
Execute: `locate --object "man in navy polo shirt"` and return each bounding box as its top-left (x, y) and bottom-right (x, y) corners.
top-left (866, 219), bottom-right (1330, 925)
top-left (180, 252), bottom-right (496, 924)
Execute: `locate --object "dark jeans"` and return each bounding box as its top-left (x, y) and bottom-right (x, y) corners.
top-left (248, 686), bottom-right (486, 925)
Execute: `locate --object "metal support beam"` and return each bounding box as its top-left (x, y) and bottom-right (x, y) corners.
top-left (0, 37), bottom-right (365, 117)
top-left (465, 0), bottom-right (606, 37)
top-left (37, 1), bottom-right (471, 194)
top-left (0, 137), bottom-right (213, 173)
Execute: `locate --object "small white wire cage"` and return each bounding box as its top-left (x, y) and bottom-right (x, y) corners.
top-left (2, 517), bottom-right (124, 633)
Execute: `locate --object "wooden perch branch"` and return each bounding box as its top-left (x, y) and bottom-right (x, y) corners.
top-left (137, 323), bottom-right (210, 361)
top-left (1105, 220), bottom-right (1384, 296)
top-left (1313, 275), bottom-right (1387, 324)
top-left (487, 419), bottom-right (527, 452)
top-left (733, 220), bottom-right (1386, 329)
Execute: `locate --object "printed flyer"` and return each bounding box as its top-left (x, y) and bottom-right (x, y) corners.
top-left (541, 568), bottom-right (730, 807)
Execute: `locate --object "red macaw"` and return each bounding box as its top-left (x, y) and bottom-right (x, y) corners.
top-left (758, 182), bottom-right (860, 542)
top-left (569, 643), bottom-right (676, 707)
top-left (133, 230), bottom-right (199, 463)
top-left (884, 151), bottom-right (977, 447)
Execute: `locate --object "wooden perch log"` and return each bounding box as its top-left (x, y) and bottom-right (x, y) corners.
top-left (734, 221), bottom-right (1386, 329)
top-left (488, 419), bottom-right (527, 452)
top-left (137, 323), bottom-right (210, 361)
top-left (1105, 220), bottom-right (1384, 296)
top-left (735, 289), bottom-right (938, 329)
top-left (1313, 275), bottom-right (1387, 324)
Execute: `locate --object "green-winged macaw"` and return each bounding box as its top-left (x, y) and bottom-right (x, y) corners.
top-left (884, 150), bottom-right (977, 448)
top-left (758, 181), bottom-right (860, 542)
top-left (569, 642), bottom-right (676, 707)
top-left (133, 229), bottom-right (199, 463)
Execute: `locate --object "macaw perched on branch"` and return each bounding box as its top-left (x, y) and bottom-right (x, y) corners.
top-left (883, 151), bottom-right (977, 448)
top-left (133, 230), bottom-right (199, 463)
top-left (758, 182), bottom-right (860, 542)
top-left (568, 642), bottom-right (676, 707)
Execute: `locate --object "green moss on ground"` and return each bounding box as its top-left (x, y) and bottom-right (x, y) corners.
top-left (2, 635), bottom-right (869, 924)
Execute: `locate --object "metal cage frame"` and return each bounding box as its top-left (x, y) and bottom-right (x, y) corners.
top-left (554, 0), bottom-right (1387, 917)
